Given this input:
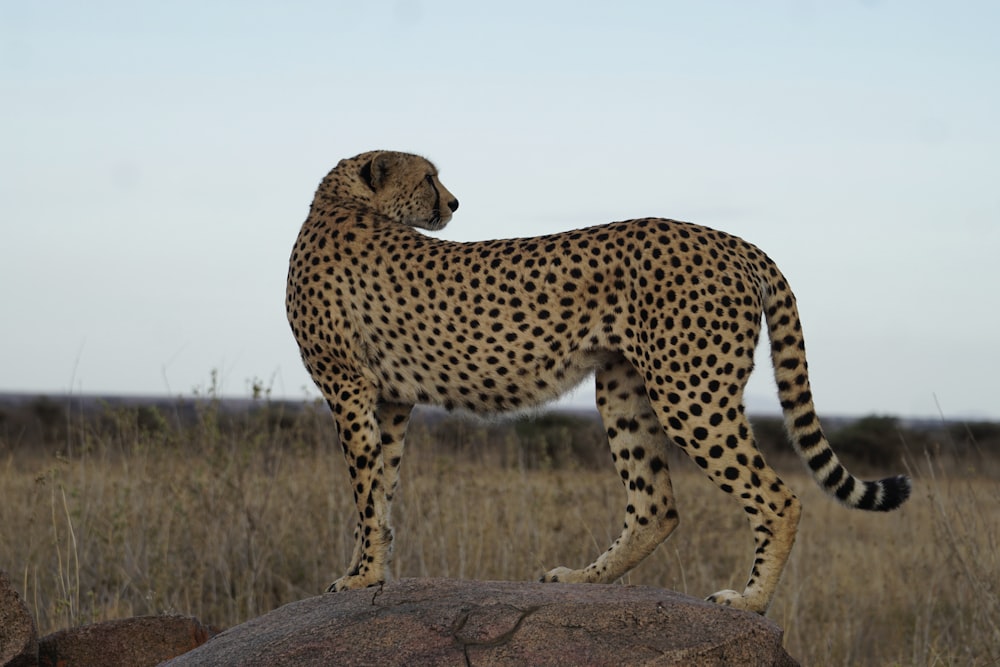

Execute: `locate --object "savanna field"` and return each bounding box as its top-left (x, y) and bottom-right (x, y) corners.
top-left (1, 389), bottom-right (997, 666)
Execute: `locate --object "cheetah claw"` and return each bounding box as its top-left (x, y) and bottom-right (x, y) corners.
top-left (706, 589), bottom-right (766, 614)
top-left (326, 574), bottom-right (385, 593)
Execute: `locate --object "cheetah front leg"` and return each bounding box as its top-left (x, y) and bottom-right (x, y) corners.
top-left (542, 356), bottom-right (680, 584)
top-left (324, 378), bottom-right (395, 592)
top-left (377, 402), bottom-right (413, 514)
top-left (341, 401), bottom-right (412, 584)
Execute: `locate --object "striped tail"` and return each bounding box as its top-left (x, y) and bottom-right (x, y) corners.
top-left (762, 271), bottom-right (911, 512)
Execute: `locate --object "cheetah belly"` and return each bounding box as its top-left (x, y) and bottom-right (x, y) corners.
top-left (368, 337), bottom-right (614, 413)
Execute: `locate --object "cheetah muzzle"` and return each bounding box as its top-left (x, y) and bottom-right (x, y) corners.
top-left (285, 150), bottom-right (911, 614)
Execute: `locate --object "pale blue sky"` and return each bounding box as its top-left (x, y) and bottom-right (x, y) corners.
top-left (2, 1), bottom-right (998, 419)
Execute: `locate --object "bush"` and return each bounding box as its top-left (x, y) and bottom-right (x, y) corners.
top-left (405, 409), bottom-right (608, 471)
top-left (828, 415), bottom-right (913, 469)
top-left (512, 411), bottom-right (608, 470)
top-left (949, 421), bottom-right (1000, 450)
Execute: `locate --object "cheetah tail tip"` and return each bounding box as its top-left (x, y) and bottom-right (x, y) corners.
top-left (876, 474), bottom-right (912, 512)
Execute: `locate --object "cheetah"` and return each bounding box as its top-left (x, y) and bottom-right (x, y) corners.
top-left (285, 150), bottom-right (910, 614)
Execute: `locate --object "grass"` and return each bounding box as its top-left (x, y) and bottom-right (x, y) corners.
top-left (0, 394), bottom-right (997, 666)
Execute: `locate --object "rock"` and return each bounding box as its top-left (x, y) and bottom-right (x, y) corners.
top-left (37, 615), bottom-right (213, 667)
top-left (0, 569), bottom-right (38, 667)
top-left (162, 578), bottom-right (798, 666)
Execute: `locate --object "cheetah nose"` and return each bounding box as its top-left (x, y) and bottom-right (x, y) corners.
top-left (447, 199), bottom-right (459, 212)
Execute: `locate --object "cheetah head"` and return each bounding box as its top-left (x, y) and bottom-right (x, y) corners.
top-left (360, 151), bottom-right (459, 231)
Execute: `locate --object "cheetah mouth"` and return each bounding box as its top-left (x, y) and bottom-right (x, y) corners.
top-left (425, 211), bottom-right (450, 230)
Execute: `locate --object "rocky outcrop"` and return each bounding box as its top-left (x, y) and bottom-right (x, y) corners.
top-left (3, 572), bottom-right (797, 666)
top-left (162, 578), bottom-right (798, 666)
top-left (37, 615), bottom-right (214, 667)
top-left (0, 570), bottom-right (37, 667)
top-left (1, 567), bottom-right (215, 667)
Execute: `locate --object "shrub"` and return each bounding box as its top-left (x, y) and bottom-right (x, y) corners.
top-left (828, 415), bottom-right (913, 469)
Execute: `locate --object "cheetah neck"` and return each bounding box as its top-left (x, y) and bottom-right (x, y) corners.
top-left (313, 164), bottom-right (373, 210)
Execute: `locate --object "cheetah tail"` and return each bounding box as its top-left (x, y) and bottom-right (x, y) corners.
top-left (762, 274), bottom-right (911, 512)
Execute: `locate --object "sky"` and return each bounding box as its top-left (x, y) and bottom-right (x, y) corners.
top-left (2, 1), bottom-right (998, 420)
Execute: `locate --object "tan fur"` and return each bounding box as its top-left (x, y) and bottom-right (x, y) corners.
top-left (286, 150), bottom-right (910, 613)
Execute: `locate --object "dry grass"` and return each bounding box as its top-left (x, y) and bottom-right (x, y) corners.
top-left (1, 400), bottom-right (997, 666)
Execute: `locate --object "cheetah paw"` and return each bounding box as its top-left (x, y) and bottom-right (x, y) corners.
top-left (706, 589), bottom-right (766, 614)
top-left (326, 573), bottom-right (384, 593)
top-left (540, 566), bottom-right (588, 583)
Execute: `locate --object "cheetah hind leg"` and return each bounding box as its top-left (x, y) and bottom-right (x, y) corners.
top-left (541, 357), bottom-right (680, 584)
top-left (663, 403), bottom-right (801, 614)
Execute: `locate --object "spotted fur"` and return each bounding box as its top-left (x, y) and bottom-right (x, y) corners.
top-left (286, 150), bottom-right (910, 613)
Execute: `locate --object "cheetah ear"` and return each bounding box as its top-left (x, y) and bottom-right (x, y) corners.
top-left (361, 153), bottom-right (393, 191)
